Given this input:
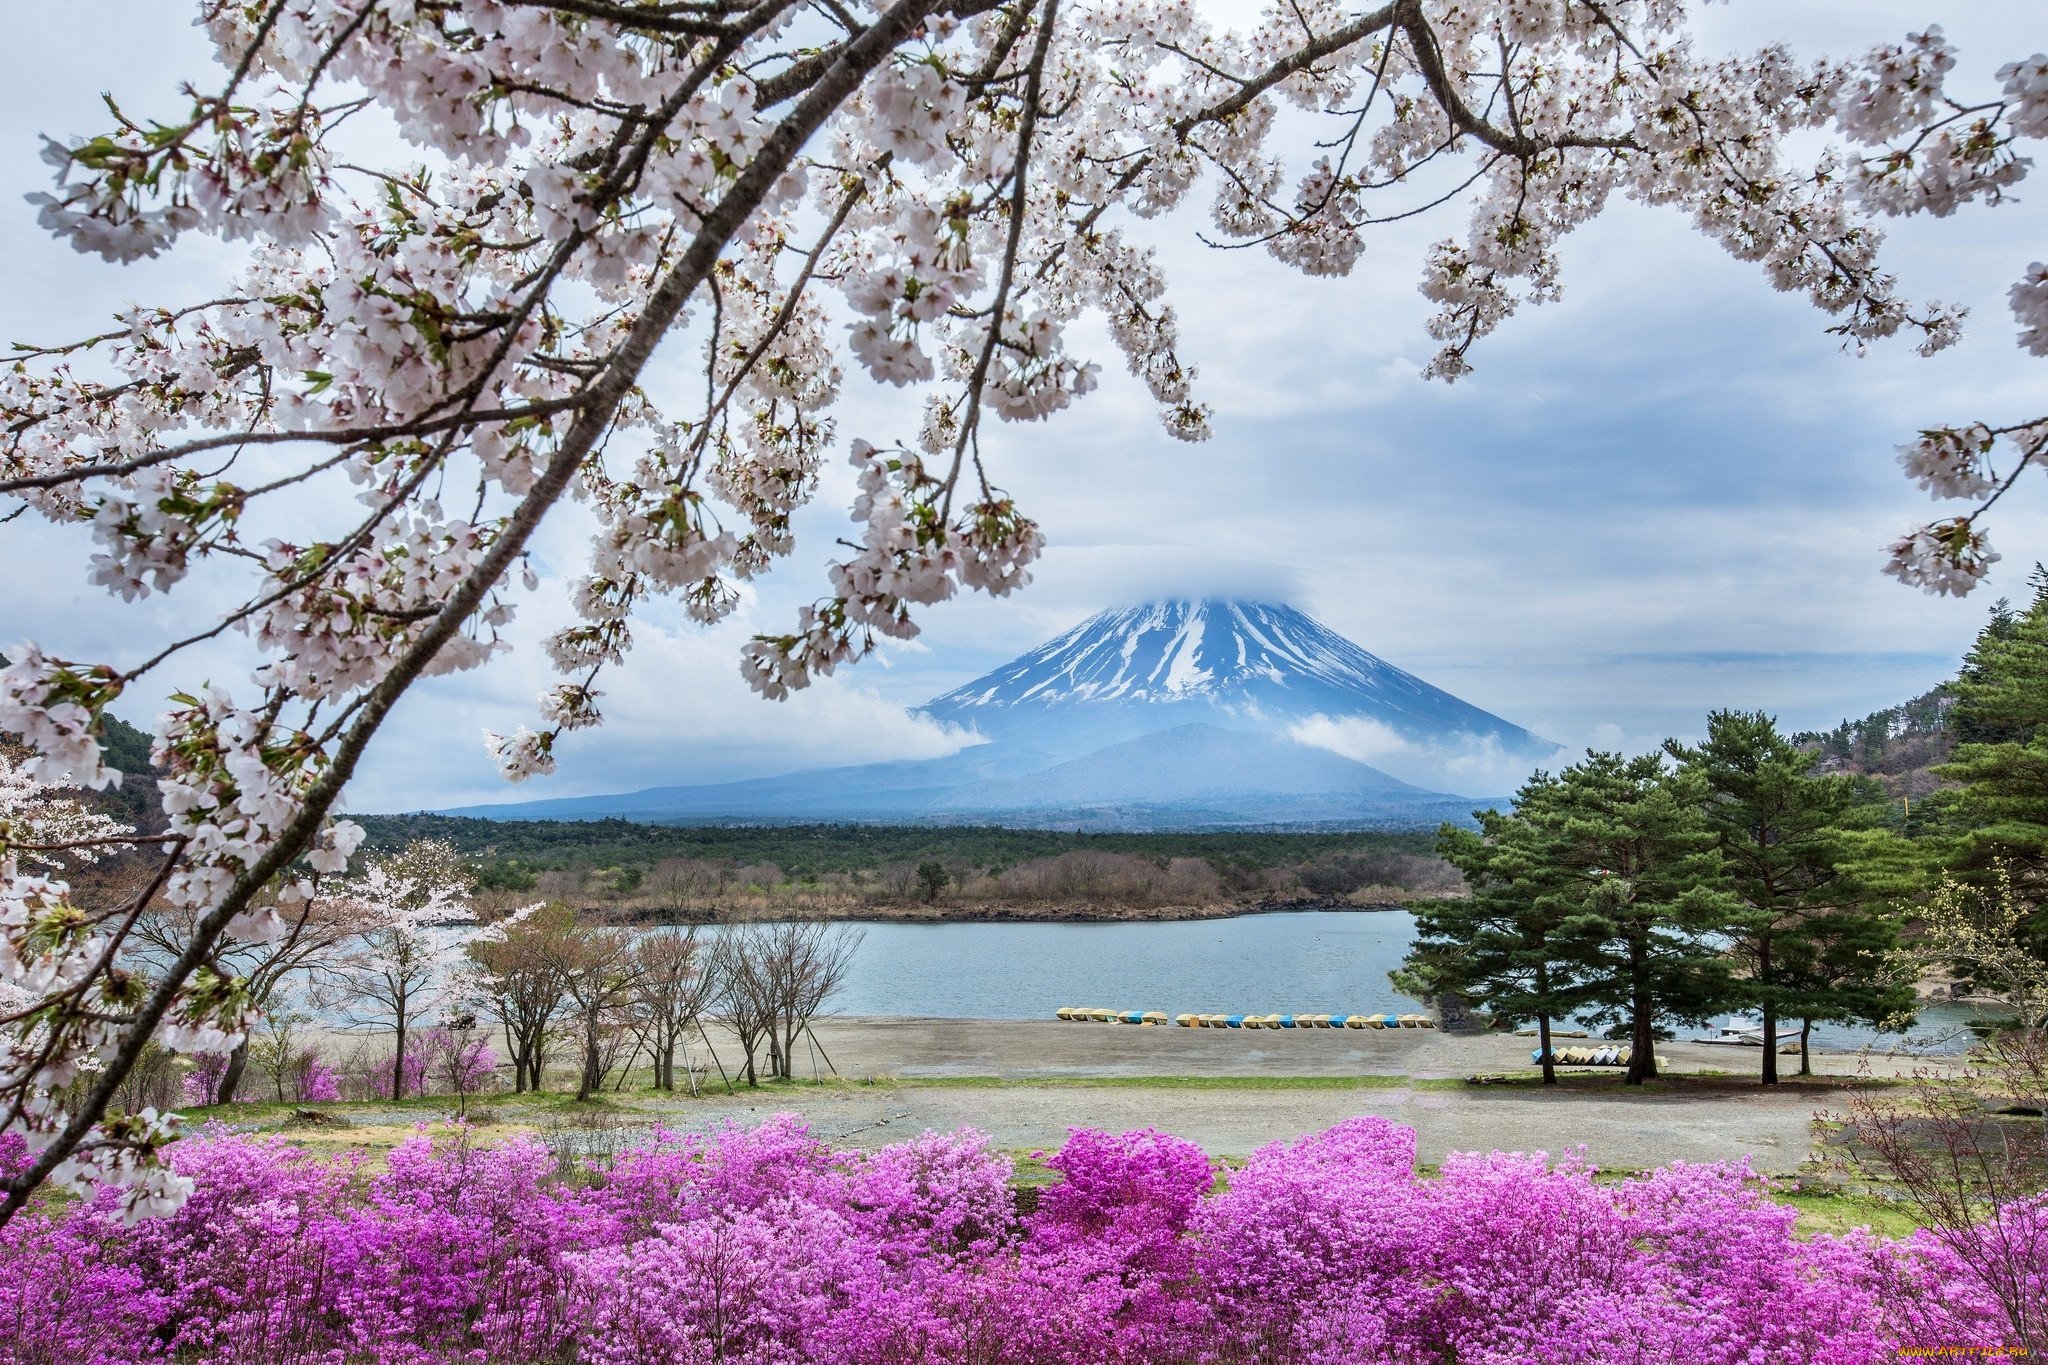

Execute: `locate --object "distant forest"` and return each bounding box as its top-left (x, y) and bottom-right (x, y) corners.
top-left (347, 813), bottom-right (1458, 915)
top-left (1786, 579), bottom-right (2048, 799)
top-left (348, 812), bottom-right (1435, 871)
top-left (1792, 683), bottom-right (1952, 796)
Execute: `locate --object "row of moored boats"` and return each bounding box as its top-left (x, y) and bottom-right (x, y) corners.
top-left (1054, 1008), bottom-right (1438, 1030)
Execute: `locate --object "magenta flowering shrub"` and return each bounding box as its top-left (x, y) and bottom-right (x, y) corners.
top-left (180, 1052), bottom-right (235, 1107)
top-left (0, 1117), bottom-right (2034, 1364)
top-left (300, 1059), bottom-right (343, 1104)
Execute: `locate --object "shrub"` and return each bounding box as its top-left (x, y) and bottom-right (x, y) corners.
top-left (0, 1118), bottom-right (2030, 1364)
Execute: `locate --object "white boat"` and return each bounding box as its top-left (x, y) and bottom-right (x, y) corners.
top-left (1702, 1016), bottom-right (1800, 1047)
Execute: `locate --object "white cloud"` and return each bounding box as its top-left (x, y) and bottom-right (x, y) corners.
top-left (1286, 714), bottom-right (1556, 798)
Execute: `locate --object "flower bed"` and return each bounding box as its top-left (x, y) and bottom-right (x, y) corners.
top-left (0, 1116), bottom-right (2028, 1364)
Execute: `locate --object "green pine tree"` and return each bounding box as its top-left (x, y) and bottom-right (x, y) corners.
top-left (1536, 751), bottom-right (1738, 1085)
top-left (1668, 710), bottom-right (1913, 1083)
top-left (1931, 566), bottom-right (2048, 954)
top-left (1396, 774), bottom-right (1591, 1085)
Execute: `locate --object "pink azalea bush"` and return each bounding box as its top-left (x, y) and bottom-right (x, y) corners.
top-left (0, 1118), bottom-right (2032, 1364)
top-left (180, 1053), bottom-right (236, 1108)
top-left (298, 1060), bottom-right (343, 1104)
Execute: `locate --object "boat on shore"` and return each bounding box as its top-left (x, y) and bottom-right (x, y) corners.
top-left (1696, 1016), bottom-right (1800, 1047)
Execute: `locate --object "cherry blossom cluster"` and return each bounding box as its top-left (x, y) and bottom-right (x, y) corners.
top-left (0, 1116), bottom-right (2035, 1360)
top-left (3, 0), bottom-right (2047, 1212)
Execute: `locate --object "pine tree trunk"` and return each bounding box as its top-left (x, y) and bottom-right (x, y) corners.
top-left (218, 1040), bottom-right (249, 1104)
top-left (1538, 1015), bottom-right (1556, 1086)
top-left (1625, 936), bottom-right (1656, 1085)
top-left (1759, 938), bottom-right (1778, 1086)
top-left (1799, 1019), bottom-right (1813, 1077)
top-left (1760, 996), bottom-right (1780, 1086)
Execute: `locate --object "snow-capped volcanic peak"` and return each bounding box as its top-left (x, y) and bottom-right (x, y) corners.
top-left (929, 600), bottom-right (1478, 714)
top-left (946, 600), bottom-right (1372, 705)
top-left (918, 599), bottom-right (1558, 794)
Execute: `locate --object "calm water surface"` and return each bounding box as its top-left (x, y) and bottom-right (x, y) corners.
top-left (822, 910), bottom-right (1982, 1054)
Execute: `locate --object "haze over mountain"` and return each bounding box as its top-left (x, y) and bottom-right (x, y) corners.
top-left (440, 599), bottom-right (1561, 830)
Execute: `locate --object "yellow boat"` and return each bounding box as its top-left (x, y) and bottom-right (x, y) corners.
top-left (1143, 1011), bottom-right (1168, 1026)
top-left (1175, 1013), bottom-right (1197, 1027)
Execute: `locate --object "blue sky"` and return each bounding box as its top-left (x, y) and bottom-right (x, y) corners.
top-left (2, 3), bottom-right (2042, 811)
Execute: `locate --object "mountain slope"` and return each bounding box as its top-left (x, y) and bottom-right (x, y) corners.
top-left (921, 599), bottom-right (1556, 790)
top-left (930, 724), bottom-right (1422, 813)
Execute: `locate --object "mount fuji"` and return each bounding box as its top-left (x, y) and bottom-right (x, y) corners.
top-left (919, 600), bottom-right (1553, 778)
top-left (441, 599), bottom-right (1560, 830)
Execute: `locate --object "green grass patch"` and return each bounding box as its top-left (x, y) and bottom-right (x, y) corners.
top-left (1770, 1188), bottom-right (1926, 1239)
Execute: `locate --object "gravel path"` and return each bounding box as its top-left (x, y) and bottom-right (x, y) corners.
top-left (612, 1018), bottom-right (1939, 1172)
top-left (799, 1016), bottom-right (1951, 1083)
top-left (645, 1078), bottom-right (1828, 1172)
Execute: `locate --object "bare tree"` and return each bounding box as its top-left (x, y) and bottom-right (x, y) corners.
top-left (245, 1003), bottom-right (315, 1104)
top-left (630, 929), bottom-right (713, 1091)
top-left (644, 859), bottom-right (727, 919)
top-left (469, 902), bottom-right (576, 1092)
top-left (552, 924), bottom-right (644, 1101)
top-left (767, 919), bottom-right (861, 1081)
top-left (709, 928), bottom-right (775, 1088)
top-left (132, 887), bottom-right (362, 1104)
top-left (713, 919), bottom-right (861, 1083)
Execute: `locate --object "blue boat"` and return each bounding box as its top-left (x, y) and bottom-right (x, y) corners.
top-left (1224, 1015), bottom-right (1245, 1028)
top-left (1277, 1015), bottom-right (1296, 1028)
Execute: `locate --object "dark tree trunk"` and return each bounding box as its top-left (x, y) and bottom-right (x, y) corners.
top-left (1624, 936), bottom-right (1656, 1085)
top-left (392, 1012), bottom-right (409, 1101)
top-left (1759, 938), bottom-right (1778, 1086)
top-left (1799, 1018), bottom-right (1814, 1077)
top-left (1538, 1015), bottom-right (1556, 1086)
top-left (576, 1011), bottom-right (601, 1101)
top-left (217, 1040), bottom-right (250, 1105)
top-left (503, 1021), bottom-right (527, 1094)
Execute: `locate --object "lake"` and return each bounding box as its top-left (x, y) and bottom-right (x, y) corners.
top-left (820, 909), bottom-right (1984, 1054)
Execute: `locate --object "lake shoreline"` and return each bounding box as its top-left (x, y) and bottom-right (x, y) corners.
top-left (602, 896), bottom-right (1416, 926)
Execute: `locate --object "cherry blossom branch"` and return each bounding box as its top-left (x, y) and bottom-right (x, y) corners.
top-left (0, 0), bottom-right (949, 1225)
